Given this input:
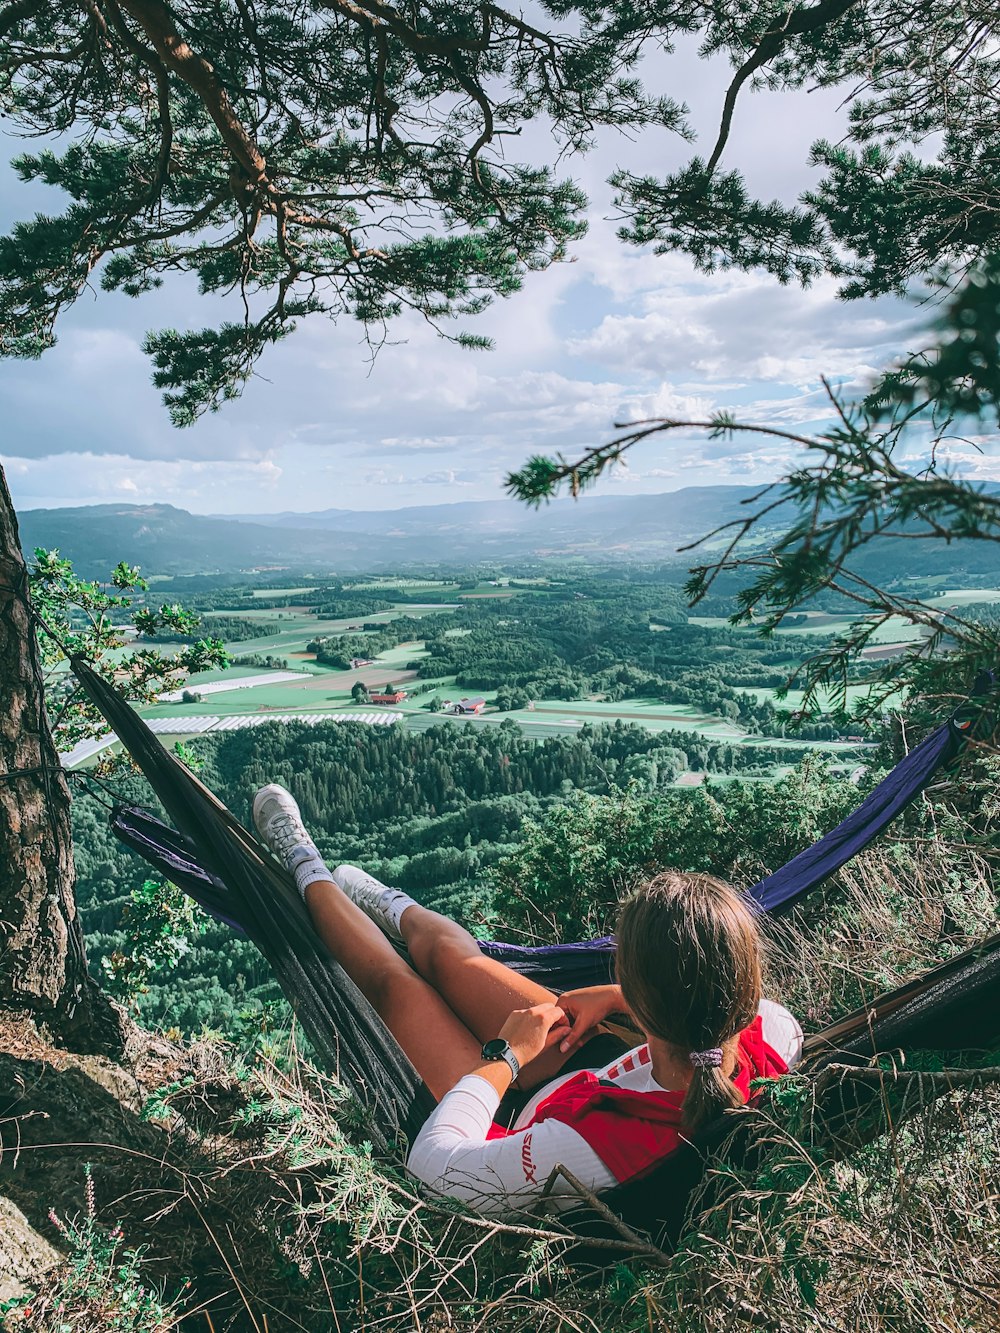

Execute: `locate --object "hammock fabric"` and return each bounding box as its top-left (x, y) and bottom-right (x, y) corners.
top-left (74, 656), bottom-right (1000, 1242)
top-left (69, 658), bottom-right (434, 1153)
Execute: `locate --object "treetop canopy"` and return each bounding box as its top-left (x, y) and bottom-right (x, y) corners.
top-left (1, 1), bottom-right (998, 422)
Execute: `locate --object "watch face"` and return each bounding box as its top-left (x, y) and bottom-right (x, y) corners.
top-left (482, 1039), bottom-right (508, 1059)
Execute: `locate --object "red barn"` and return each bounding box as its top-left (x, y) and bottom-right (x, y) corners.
top-left (370, 689), bottom-right (408, 704)
top-left (451, 696), bottom-right (486, 714)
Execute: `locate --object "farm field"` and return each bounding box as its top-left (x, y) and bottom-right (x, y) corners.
top-left (140, 636), bottom-right (435, 722)
top-left (250, 586), bottom-right (315, 598)
top-left (199, 601), bottom-right (457, 658)
top-left (689, 588), bottom-right (1000, 641)
top-left (142, 670), bottom-right (418, 719)
top-left (118, 576), bottom-right (884, 765)
top-left (736, 683), bottom-right (899, 712)
top-left (373, 642), bottom-right (429, 668)
top-left (499, 698), bottom-right (746, 739)
top-left (688, 611), bottom-right (929, 644)
top-left (184, 605), bottom-right (458, 661)
top-left (499, 703), bottom-right (867, 750)
top-left (345, 578), bottom-right (458, 591)
top-left (921, 587), bottom-right (1000, 606)
top-left (141, 682), bottom-right (869, 752)
top-left (159, 671), bottom-right (309, 699)
top-left (140, 670), bottom-right (766, 744)
top-left (168, 664), bottom-right (285, 685)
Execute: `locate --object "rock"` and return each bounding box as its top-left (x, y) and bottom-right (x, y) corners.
top-left (0, 1194), bottom-right (61, 1301)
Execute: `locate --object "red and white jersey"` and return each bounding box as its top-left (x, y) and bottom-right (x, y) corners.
top-left (406, 999), bottom-right (802, 1217)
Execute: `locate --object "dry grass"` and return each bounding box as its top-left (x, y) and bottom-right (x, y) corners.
top-left (4, 827), bottom-right (999, 1331)
top-left (4, 1019), bottom-right (998, 1331)
top-left (765, 838), bottom-right (999, 1028)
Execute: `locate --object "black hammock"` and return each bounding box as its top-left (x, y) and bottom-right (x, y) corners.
top-left (73, 657), bottom-right (1000, 1241)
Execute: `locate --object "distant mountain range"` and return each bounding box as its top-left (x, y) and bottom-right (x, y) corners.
top-left (215, 489), bottom-right (763, 538)
top-left (16, 483), bottom-right (1000, 581)
top-left (16, 488), bottom-right (787, 577)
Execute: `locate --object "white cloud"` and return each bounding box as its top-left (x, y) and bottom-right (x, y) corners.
top-left (66, 328), bottom-right (146, 373)
top-left (368, 436), bottom-right (458, 455)
top-left (363, 468), bottom-right (406, 486)
top-left (896, 435), bottom-right (1000, 479)
top-left (0, 33), bottom-right (987, 514)
top-left (569, 271), bottom-right (919, 391)
top-left (415, 469), bottom-right (480, 487)
top-left (2, 452), bottom-right (286, 508)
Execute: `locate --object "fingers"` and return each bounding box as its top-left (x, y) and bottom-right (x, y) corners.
top-left (556, 994), bottom-right (601, 1053)
top-left (538, 1002), bottom-right (567, 1033)
top-left (559, 1024), bottom-right (595, 1054)
top-left (524, 1001), bottom-right (566, 1024)
top-left (499, 1002), bottom-right (570, 1063)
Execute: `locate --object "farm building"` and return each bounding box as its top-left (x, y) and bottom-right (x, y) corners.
top-left (350, 657), bottom-right (376, 668)
top-left (447, 697), bottom-right (486, 714)
top-left (370, 688), bottom-right (408, 704)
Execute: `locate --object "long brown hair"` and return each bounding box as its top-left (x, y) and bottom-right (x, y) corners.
top-left (615, 871), bottom-right (762, 1133)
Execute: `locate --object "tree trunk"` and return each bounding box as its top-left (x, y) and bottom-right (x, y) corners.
top-left (0, 465), bottom-right (127, 1053)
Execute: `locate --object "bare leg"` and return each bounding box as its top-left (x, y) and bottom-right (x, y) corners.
top-left (401, 903), bottom-right (575, 1089)
top-left (303, 879), bottom-right (481, 1100)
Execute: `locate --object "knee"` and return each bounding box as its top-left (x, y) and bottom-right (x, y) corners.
top-left (410, 929), bottom-right (476, 984)
top-left (366, 961), bottom-right (424, 1016)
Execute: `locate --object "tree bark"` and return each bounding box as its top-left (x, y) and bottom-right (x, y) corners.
top-left (0, 465), bottom-right (127, 1053)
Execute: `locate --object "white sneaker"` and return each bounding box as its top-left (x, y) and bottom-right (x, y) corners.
top-left (334, 864), bottom-right (410, 944)
top-left (252, 783), bottom-right (318, 869)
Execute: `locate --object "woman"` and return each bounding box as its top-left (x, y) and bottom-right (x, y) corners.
top-left (253, 784), bottom-right (802, 1217)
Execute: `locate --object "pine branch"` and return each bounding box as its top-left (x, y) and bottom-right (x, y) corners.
top-left (706, 0), bottom-right (862, 175)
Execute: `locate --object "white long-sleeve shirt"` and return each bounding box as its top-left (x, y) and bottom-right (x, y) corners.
top-left (406, 999), bottom-right (802, 1217)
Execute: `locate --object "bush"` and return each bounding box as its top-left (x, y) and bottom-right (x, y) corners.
top-left (1, 1169), bottom-right (187, 1331)
top-left (100, 881), bottom-right (209, 1007)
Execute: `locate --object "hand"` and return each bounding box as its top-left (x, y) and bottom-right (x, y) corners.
top-left (498, 1003), bottom-right (570, 1068)
top-left (556, 984), bottom-right (626, 1054)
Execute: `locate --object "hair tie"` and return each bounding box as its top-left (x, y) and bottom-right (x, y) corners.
top-left (689, 1047), bottom-right (724, 1069)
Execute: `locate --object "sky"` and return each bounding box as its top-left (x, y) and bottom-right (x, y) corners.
top-left (2, 28), bottom-right (998, 517)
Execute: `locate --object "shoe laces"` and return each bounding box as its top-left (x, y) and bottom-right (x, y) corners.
top-left (269, 812), bottom-right (309, 856)
top-left (351, 877), bottom-right (385, 912)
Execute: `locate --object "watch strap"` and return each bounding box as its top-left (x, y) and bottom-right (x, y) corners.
top-left (481, 1039), bottom-right (520, 1081)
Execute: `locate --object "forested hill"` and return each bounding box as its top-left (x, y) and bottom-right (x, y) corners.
top-left (74, 718), bottom-right (846, 1033)
top-left (20, 482), bottom-right (1000, 579)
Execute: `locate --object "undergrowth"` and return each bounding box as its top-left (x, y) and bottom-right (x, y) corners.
top-left (5, 1038), bottom-right (998, 1330)
top-left (767, 836), bottom-right (999, 1025)
top-left (0, 1169), bottom-right (186, 1331)
top-left (6, 777), bottom-right (999, 1330)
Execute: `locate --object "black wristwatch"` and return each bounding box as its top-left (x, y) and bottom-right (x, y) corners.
top-left (481, 1038), bottom-right (520, 1081)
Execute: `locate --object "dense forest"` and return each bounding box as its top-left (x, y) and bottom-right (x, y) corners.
top-left (306, 578), bottom-right (859, 737)
top-left (141, 614), bottom-right (282, 644)
top-left (74, 717), bottom-right (829, 1034)
top-left (307, 611), bottom-right (456, 670)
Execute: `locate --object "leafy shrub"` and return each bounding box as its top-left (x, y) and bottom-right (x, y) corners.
top-left (0, 1169), bottom-right (186, 1332)
top-left (100, 881), bottom-right (209, 1007)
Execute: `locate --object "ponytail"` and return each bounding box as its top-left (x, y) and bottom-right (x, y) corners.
top-left (616, 871), bottom-right (762, 1136)
top-left (682, 1060), bottom-right (747, 1134)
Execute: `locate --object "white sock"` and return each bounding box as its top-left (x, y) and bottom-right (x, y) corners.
top-left (333, 864), bottom-right (419, 939)
top-left (382, 890), bottom-right (418, 935)
top-left (286, 844), bottom-right (333, 901)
